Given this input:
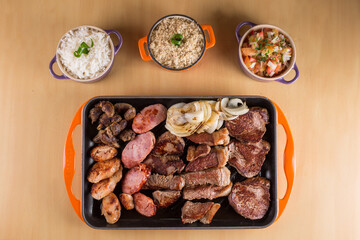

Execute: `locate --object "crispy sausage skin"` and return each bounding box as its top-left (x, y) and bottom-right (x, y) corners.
top-left (90, 145), bottom-right (118, 161)
top-left (133, 192), bottom-right (156, 217)
top-left (91, 167), bottom-right (123, 200)
top-left (132, 104), bottom-right (167, 134)
top-left (101, 193), bottom-right (121, 224)
top-left (87, 158), bottom-right (121, 183)
top-left (121, 163), bottom-right (151, 195)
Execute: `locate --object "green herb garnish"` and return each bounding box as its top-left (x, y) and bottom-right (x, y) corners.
top-left (171, 34), bottom-right (183, 46)
top-left (74, 39), bottom-right (94, 58)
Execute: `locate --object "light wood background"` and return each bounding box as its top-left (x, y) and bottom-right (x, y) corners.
top-left (0, 0), bottom-right (359, 239)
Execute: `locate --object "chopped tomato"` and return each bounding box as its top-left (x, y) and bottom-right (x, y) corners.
top-left (257, 32), bottom-right (264, 40)
top-left (274, 64), bottom-right (281, 73)
top-left (266, 66), bottom-right (274, 74)
top-left (244, 56), bottom-right (251, 68)
top-left (249, 57), bottom-right (256, 63)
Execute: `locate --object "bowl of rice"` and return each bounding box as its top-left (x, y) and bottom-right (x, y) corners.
top-left (138, 14), bottom-right (215, 71)
top-left (49, 25), bottom-right (123, 83)
top-left (235, 22), bottom-right (299, 84)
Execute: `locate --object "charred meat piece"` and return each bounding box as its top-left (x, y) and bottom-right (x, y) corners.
top-left (186, 145), bottom-right (211, 162)
top-left (119, 193), bottom-right (134, 210)
top-left (187, 128), bottom-right (230, 146)
top-left (143, 155), bottom-right (185, 175)
top-left (121, 163), bottom-right (151, 195)
top-left (182, 167), bottom-right (231, 187)
top-left (90, 145), bottom-right (117, 161)
top-left (107, 120), bottom-right (127, 136)
top-left (89, 106), bottom-right (103, 124)
top-left (114, 103), bottom-right (137, 121)
top-left (99, 101), bottom-right (115, 117)
top-left (228, 177), bottom-right (270, 220)
top-left (118, 129), bottom-right (136, 142)
top-left (91, 168), bottom-right (123, 200)
top-left (225, 107), bottom-right (269, 142)
top-left (183, 182), bottom-right (233, 200)
top-left (152, 190), bottom-right (181, 208)
top-left (181, 201), bottom-right (214, 224)
top-left (132, 104), bottom-right (167, 134)
top-left (98, 114), bottom-right (122, 130)
top-left (95, 130), bottom-right (119, 148)
top-left (133, 192), bottom-right (157, 217)
top-left (200, 203), bottom-right (221, 224)
top-left (228, 140), bottom-right (270, 178)
top-left (185, 146), bottom-right (228, 172)
top-left (121, 132), bottom-right (155, 169)
top-left (87, 158), bottom-right (121, 183)
top-left (101, 193), bottom-right (121, 224)
top-left (152, 131), bottom-right (185, 155)
top-left (143, 174), bottom-right (185, 191)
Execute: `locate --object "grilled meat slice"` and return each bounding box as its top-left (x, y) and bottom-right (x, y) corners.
top-left (91, 168), bottom-right (123, 200)
top-left (119, 193), bottom-right (134, 210)
top-left (106, 120), bottom-right (127, 136)
top-left (90, 145), bottom-right (117, 161)
top-left (89, 106), bottom-right (103, 124)
top-left (143, 174), bottom-right (185, 191)
top-left (132, 104), bottom-right (167, 134)
top-left (133, 192), bottom-right (157, 217)
top-left (87, 158), bottom-right (121, 183)
top-left (200, 203), bottom-right (221, 224)
top-left (143, 155), bottom-right (185, 175)
top-left (114, 103), bottom-right (137, 121)
top-left (225, 107), bottom-right (269, 142)
top-left (187, 128), bottom-right (230, 146)
top-left (99, 101), bottom-right (115, 117)
top-left (186, 144), bottom-right (211, 162)
top-left (183, 182), bottom-right (233, 200)
top-left (228, 139), bottom-right (270, 178)
top-left (185, 146), bottom-right (228, 172)
top-left (152, 190), bottom-right (181, 208)
top-left (97, 114), bottom-right (122, 130)
top-left (101, 193), bottom-right (121, 224)
top-left (152, 131), bottom-right (185, 155)
top-left (181, 167), bottom-right (231, 187)
top-left (228, 177), bottom-right (270, 220)
top-left (121, 163), bottom-right (151, 195)
top-left (181, 201), bottom-right (214, 224)
top-left (97, 130), bottom-right (120, 148)
top-left (118, 129), bottom-right (136, 142)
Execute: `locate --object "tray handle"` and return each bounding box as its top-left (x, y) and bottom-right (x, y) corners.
top-left (273, 101), bottom-right (295, 221)
top-left (64, 104), bottom-right (85, 222)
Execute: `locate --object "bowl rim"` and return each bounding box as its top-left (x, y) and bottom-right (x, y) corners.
top-left (55, 25), bottom-right (115, 83)
top-left (238, 24), bottom-right (297, 81)
top-left (147, 14), bottom-right (206, 71)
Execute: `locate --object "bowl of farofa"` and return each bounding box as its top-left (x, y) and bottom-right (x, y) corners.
top-left (49, 25), bottom-right (123, 83)
top-left (235, 22), bottom-right (299, 84)
top-left (138, 14), bottom-right (215, 71)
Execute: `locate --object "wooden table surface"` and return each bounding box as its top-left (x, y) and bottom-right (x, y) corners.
top-left (1, 0), bottom-right (359, 239)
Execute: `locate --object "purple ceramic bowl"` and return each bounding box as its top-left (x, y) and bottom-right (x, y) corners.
top-left (49, 25), bottom-right (123, 83)
top-left (235, 22), bottom-right (299, 84)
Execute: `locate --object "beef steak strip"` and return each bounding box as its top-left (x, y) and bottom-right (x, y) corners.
top-left (187, 128), bottom-right (230, 146)
top-left (183, 182), bottom-right (233, 200)
top-left (200, 203), bottom-right (221, 224)
top-left (181, 167), bottom-right (231, 187)
top-left (181, 201), bottom-right (214, 224)
top-left (186, 144), bottom-right (211, 162)
top-left (142, 174), bottom-right (185, 190)
top-left (143, 154), bottom-right (185, 175)
top-left (152, 190), bottom-right (181, 208)
top-left (185, 146), bottom-right (228, 172)
top-left (152, 131), bottom-right (185, 155)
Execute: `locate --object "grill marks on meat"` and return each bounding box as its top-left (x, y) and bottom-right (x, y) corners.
top-left (143, 174), bottom-right (185, 191)
top-left (132, 104), bottom-right (167, 134)
top-left (143, 155), bottom-right (185, 175)
top-left (186, 145), bottom-right (211, 162)
top-left (119, 193), bottom-right (134, 210)
top-left (228, 140), bottom-right (270, 178)
top-left (182, 167), bottom-right (231, 187)
top-left (225, 107), bottom-right (269, 142)
top-left (87, 158), bottom-right (121, 183)
top-left (185, 146), bottom-right (229, 172)
top-left (152, 131), bottom-right (185, 155)
top-left (181, 201), bottom-right (220, 224)
top-left (133, 192), bottom-right (157, 217)
top-left (90, 145), bottom-right (117, 161)
top-left (152, 190), bottom-right (181, 208)
top-left (228, 177), bottom-right (270, 220)
top-left (91, 168), bottom-right (123, 200)
top-left (187, 128), bottom-right (230, 146)
top-left (200, 203), bottom-right (221, 224)
top-left (101, 193), bottom-right (121, 224)
top-left (183, 182), bottom-right (233, 200)
top-left (121, 163), bottom-right (151, 195)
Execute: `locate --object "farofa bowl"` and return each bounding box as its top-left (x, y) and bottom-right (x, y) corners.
top-left (49, 25), bottom-right (123, 83)
top-left (235, 22), bottom-right (299, 84)
top-left (138, 14), bottom-right (216, 71)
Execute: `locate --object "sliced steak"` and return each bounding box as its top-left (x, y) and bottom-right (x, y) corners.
top-left (183, 182), bottom-right (233, 200)
top-left (87, 158), bottom-right (121, 183)
top-left (121, 132), bottom-right (155, 169)
top-left (185, 146), bottom-right (228, 172)
top-left (133, 192), bottom-right (157, 217)
top-left (181, 167), bottom-right (231, 187)
top-left (143, 174), bottom-right (185, 190)
top-left (91, 168), bottom-right (123, 200)
top-left (186, 144), bottom-right (211, 162)
top-left (228, 139), bottom-right (270, 178)
top-left (152, 190), bottom-right (181, 208)
top-left (90, 145), bottom-right (118, 161)
top-left (228, 177), bottom-right (270, 220)
top-left (143, 154), bottom-right (185, 175)
top-left (181, 201), bottom-right (214, 224)
top-left (132, 104), bottom-right (167, 134)
top-left (121, 163), bottom-right (151, 195)
top-left (187, 128), bottom-right (230, 146)
top-left (200, 203), bottom-right (221, 224)
top-left (119, 193), bottom-right (134, 210)
top-left (152, 131), bottom-right (185, 155)
top-left (101, 193), bottom-right (121, 224)
top-left (225, 107), bottom-right (269, 142)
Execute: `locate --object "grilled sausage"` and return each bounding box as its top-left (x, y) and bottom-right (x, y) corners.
top-left (101, 193), bottom-right (121, 224)
top-left (133, 192), bottom-right (156, 217)
top-left (91, 167), bottom-right (123, 200)
top-left (87, 158), bottom-right (121, 183)
top-left (121, 163), bottom-right (151, 195)
top-left (119, 193), bottom-right (134, 210)
top-left (121, 132), bottom-right (155, 169)
top-left (90, 145), bottom-right (118, 161)
top-left (132, 104), bottom-right (167, 134)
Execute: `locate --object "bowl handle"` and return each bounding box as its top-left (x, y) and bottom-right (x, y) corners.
top-left (235, 21), bottom-right (256, 43)
top-left (105, 30), bottom-right (123, 55)
top-left (138, 36), bottom-right (152, 61)
top-left (272, 101), bottom-right (295, 222)
top-left (276, 63), bottom-right (299, 84)
top-left (64, 103), bottom-right (85, 222)
top-left (201, 25), bottom-right (216, 49)
top-left (49, 56), bottom-right (69, 79)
